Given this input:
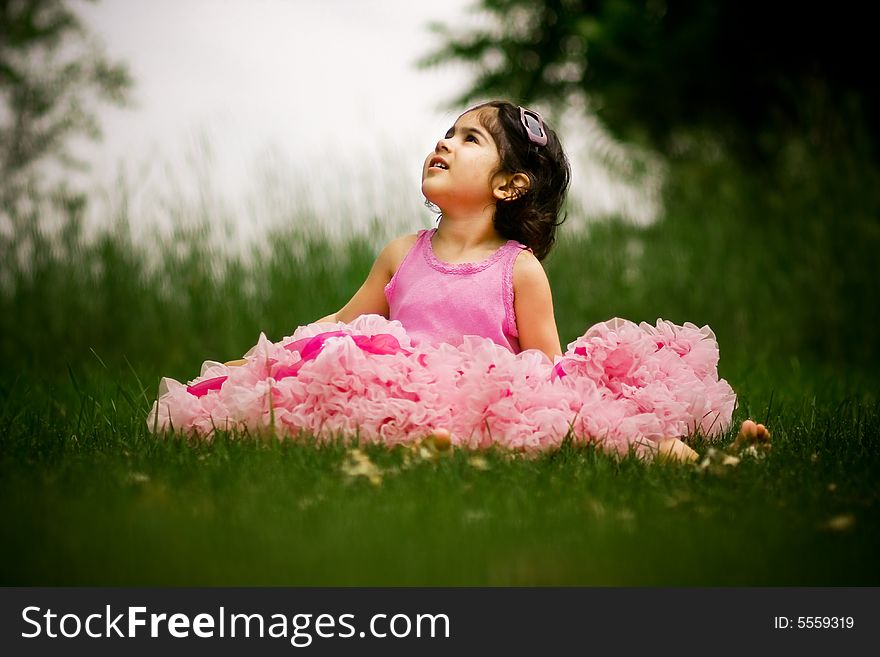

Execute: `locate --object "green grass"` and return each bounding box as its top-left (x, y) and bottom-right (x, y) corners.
top-left (1, 149), bottom-right (878, 585)
top-left (1, 384), bottom-right (877, 585)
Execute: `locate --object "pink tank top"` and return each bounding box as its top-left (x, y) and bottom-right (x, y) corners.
top-left (384, 228), bottom-right (528, 353)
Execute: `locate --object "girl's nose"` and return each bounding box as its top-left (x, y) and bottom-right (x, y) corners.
top-left (435, 138), bottom-right (450, 153)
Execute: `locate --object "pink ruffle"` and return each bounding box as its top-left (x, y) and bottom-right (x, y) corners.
top-left (147, 315), bottom-right (736, 455)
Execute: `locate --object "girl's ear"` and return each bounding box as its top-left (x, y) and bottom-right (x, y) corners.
top-left (492, 172), bottom-right (531, 201)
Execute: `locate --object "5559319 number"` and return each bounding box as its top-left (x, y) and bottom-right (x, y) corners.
top-left (797, 617), bottom-right (853, 629)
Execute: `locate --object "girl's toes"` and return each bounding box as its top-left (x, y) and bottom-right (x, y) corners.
top-left (739, 419), bottom-right (758, 440)
top-left (733, 418), bottom-right (771, 450)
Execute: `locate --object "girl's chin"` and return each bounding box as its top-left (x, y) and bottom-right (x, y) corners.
top-left (421, 184), bottom-right (442, 205)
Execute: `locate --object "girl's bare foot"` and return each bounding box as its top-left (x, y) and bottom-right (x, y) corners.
top-left (734, 419), bottom-right (771, 449)
top-left (656, 437), bottom-right (699, 463)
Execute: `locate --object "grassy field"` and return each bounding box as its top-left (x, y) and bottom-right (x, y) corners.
top-left (1, 150), bottom-right (878, 585)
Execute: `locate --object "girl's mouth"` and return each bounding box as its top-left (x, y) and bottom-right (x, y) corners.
top-left (429, 157), bottom-right (449, 170)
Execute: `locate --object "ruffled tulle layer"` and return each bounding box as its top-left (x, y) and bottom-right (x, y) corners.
top-left (147, 315), bottom-right (736, 455)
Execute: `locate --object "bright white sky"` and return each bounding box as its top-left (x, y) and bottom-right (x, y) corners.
top-left (73, 0), bottom-right (659, 247)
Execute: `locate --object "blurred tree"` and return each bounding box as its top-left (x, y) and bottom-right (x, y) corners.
top-left (421, 0), bottom-right (877, 164)
top-left (0, 0), bottom-right (132, 215)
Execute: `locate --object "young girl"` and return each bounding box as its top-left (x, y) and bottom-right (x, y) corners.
top-left (149, 101), bottom-right (740, 458)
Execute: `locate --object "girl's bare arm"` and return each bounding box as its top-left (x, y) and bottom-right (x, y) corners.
top-left (512, 251), bottom-right (563, 360)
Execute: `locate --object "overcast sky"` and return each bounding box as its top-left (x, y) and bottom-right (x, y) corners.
top-left (74, 0), bottom-right (659, 245)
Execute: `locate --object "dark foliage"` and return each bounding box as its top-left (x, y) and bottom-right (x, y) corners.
top-left (422, 0), bottom-right (878, 165)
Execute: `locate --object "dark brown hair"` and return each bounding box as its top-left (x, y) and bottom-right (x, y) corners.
top-left (474, 100), bottom-right (570, 261)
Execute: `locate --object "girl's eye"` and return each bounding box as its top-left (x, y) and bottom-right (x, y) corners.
top-left (444, 129), bottom-right (454, 139)
top-left (465, 134), bottom-right (478, 143)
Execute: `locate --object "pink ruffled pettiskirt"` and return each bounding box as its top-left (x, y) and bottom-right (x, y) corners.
top-left (147, 315), bottom-right (736, 455)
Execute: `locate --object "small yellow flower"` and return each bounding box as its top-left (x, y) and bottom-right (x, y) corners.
top-left (341, 448), bottom-right (383, 486)
top-left (823, 514), bottom-right (856, 532)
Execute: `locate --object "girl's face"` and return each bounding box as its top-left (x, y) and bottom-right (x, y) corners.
top-left (421, 108), bottom-right (504, 215)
